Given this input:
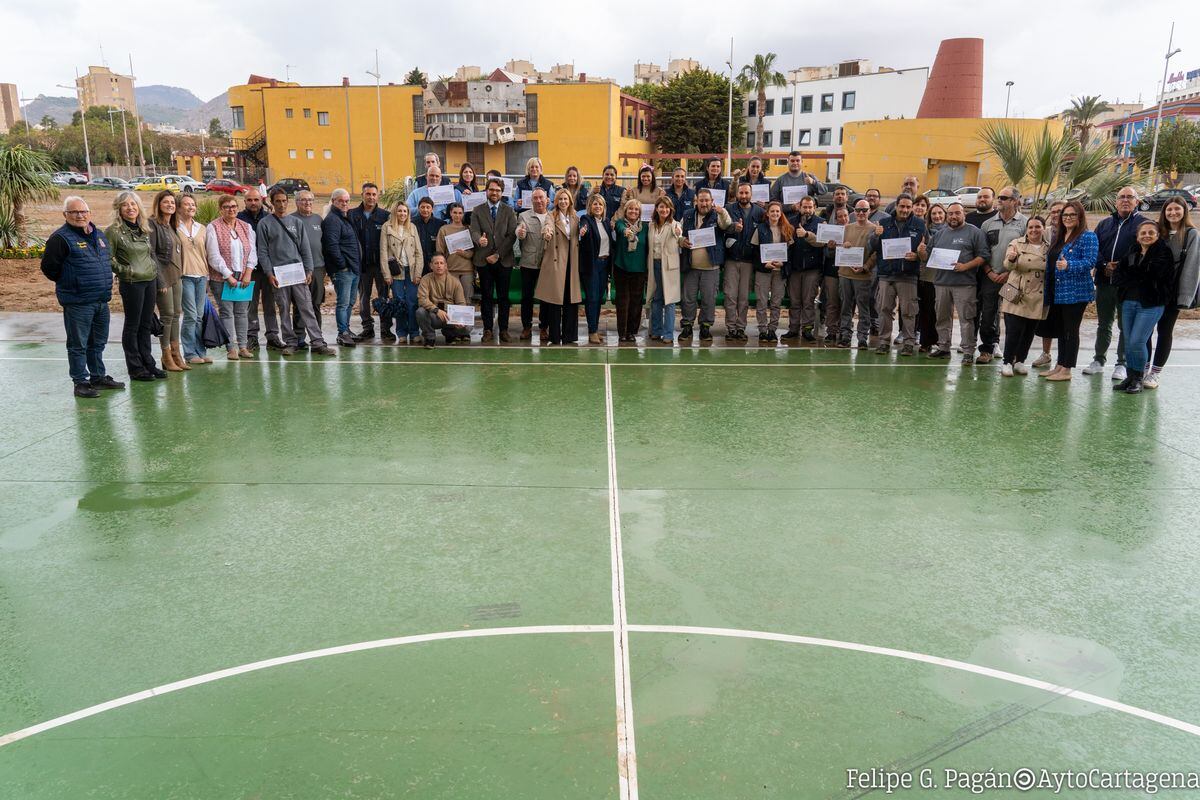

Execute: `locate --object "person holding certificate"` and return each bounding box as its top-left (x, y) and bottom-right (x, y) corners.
top-left (725, 183), bottom-right (764, 342)
top-left (416, 254), bottom-right (469, 348)
top-left (515, 157), bottom-right (555, 211)
top-left (255, 188), bottom-right (336, 356)
top-left (455, 163), bottom-right (480, 224)
top-left (736, 157), bottom-right (771, 208)
top-left (381, 203), bottom-right (426, 344)
top-left (579, 194), bottom-right (617, 344)
top-left (665, 167), bottom-right (695, 222)
top-left (835, 201), bottom-right (879, 349)
top-left (406, 166), bottom-right (462, 223)
top-left (679, 188), bottom-right (735, 342)
top-left (750, 201), bottom-right (792, 344)
top-left (621, 166), bottom-right (666, 219)
top-left (870, 193), bottom-right (926, 356)
top-left (535, 192), bottom-right (583, 346)
top-left (645, 199), bottom-right (684, 344)
top-left (516, 189), bottom-right (551, 340)
top-left (770, 151), bottom-right (826, 221)
top-left (779, 196), bottom-right (823, 344)
top-left (820, 206), bottom-right (850, 344)
top-left (917, 202), bottom-right (990, 364)
top-left (692, 158), bottom-right (730, 209)
top-left (468, 178), bottom-right (519, 342)
top-left (915, 197), bottom-right (942, 352)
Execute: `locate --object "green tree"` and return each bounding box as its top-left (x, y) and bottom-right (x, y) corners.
top-left (620, 83), bottom-right (661, 105)
top-left (1131, 119), bottom-right (1200, 185)
top-left (649, 68), bottom-right (745, 161)
top-left (39, 115), bottom-right (58, 131)
top-left (404, 68), bottom-right (427, 88)
top-left (1063, 95), bottom-right (1113, 150)
top-left (207, 117), bottom-right (229, 141)
top-left (737, 53), bottom-right (787, 154)
top-left (0, 144), bottom-right (57, 246)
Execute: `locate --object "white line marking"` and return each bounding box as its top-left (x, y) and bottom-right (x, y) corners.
top-left (605, 363), bottom-right (639, 799)
top-left (626, 625), bottom-right (1200, 738)
top-left (0, 625), bottom-right (611, 749)
top-left (4, 623), bottom-right (1199, 752)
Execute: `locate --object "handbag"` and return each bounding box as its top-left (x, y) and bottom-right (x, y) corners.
top-left (998, 281), bottom-right (1021, 304)
top-left (200, 298), bottom-right (231, 349)
top-left (149, 313), bottom-right (164, 337)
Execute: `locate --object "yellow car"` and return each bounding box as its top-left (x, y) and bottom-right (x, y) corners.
top-left (136, 175), bottom-right (205, 193)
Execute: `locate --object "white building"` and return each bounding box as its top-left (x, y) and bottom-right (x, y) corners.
top-left (743, 62), bottom-right (928, 180)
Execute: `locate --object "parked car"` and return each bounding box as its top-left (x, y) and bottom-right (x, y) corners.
top-left (812, 183), bottom-right (863, 209)
top-left (924, 188), bottom-right (960, 206)
top-left (87, 177), bottom-right (133, 189)
top-left (53, 171), bottom-right (88, 185)
top-left (1139, 188), bottom-right (1198, 212)
top-left (953, 186), bottom-right (983, 207)
top-left (270, 178), bottom-right (311, 195)
top-left (173, 175), bottom-right (207, 193)
top-left (205, 178), bottom-right (251, 196)
top-left (1023, 187), bottom-right (1087, 209)
top-left (136, 175), bottom-right (201, 193)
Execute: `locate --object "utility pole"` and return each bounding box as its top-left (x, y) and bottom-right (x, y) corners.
top-left (129, 54), bottom-right (146, 168)
top-left (725, 37), bottom-right (734, 177)
top-left (58, 74), bottom-right (92, 177)
top-left (1004, 81), bottom-right (1014, 118)
top-left (286, 64), bottom-right (298, 82)
top-left (1148, 22), bottom-right (1181, 188)
top-left (366, 50), bottom-right (385, 187)
top-left (344, 78), bottom-right (355, 187)
top-left (119, 108), bottom-right (132, 167)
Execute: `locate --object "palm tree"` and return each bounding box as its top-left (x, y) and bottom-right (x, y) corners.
top-left (977, 122), bottom-right (1076, 211)
top-left (737, 53), bottom-right (787, 154)
top-left (0, 144), bottom-right (57, 247)
top-left (1063, 95), bottom-right (1113, 151)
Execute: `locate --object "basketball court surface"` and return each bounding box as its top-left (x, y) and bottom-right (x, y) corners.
top-left (2, 312), bottom-right (1200, 798)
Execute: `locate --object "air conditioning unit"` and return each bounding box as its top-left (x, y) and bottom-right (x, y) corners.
top-left (494, 124), bottom-right (516, 143)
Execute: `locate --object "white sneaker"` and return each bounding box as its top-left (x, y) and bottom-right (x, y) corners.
top-left (1111, 365), bottom-right (1127, 382)
top-left (1013, 362), bottom-right (1029, 375)
top-left (1143, 371), bottom-right (1160, 389)
top-left (1031, 352), bottom-right (1051, 368)
top-left (1082, 359), bottom-right (1104, 375)
top-left (1001, 363), bottom-right (1014, 377)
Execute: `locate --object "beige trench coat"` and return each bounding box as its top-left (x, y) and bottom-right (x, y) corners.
top-left (535, 212), bottom-right (582, 304)
top-left (999, 236), bottom-right (1049, 320)
top-left (644, 219), bottom-right (683, 307)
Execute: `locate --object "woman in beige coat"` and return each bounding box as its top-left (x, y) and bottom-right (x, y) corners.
top-left (644, 197), bottom-right (683, 343)
top-left (381, 202), bottom-right (425, 343)
top-left (535, 191), bottom-right (582, 345)
top-left (999, 215), bottom-right (1050, 376)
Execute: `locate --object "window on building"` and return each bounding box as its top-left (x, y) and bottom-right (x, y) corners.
top-left (763, 131), bottom-right (773, 148)
top-left (317, 111), bottom-right (329, 126)
top-left (640, 117), bottom-right (646, 138)
top-left (526, 94), bottom-right (538, 132)
top-left (746, 131), bottom-right (756, 149)
top-left (765, 99), bottom-right (775, 116)
top-left (818, 128), bottom-right (831, 146)
top-left (323, 149), bottom-right (332, 159)
top-left (306, 149), bottom-right (314, 159)
top-left (231, 107), bottom-right (245, 129)
top-left (626, 115), bottom-right (634, 137)
top-left (467, 142), bottom-right (485, 166)
top-left (747, 100), bottom-right (757, 117)
top-left (798, 129), bottom-right (811, 146)
top-left (411, 95), bottom-right (424, 132)
top-left (288, 149), bottom-right (297, 159)
top-left (842, 91), bottom-right (856, 110)
top-left (780, 130), bottom-right (792, 147)
top-left (781, 97), bottom-right (793, 114)
top-left (285, 108), bottom-right (293, 119)
top-left (800, 95), bottom-right (813, 113)
top-left (821, 94), bottom-right (834, 112)
top-left (303, 108), bottom-right (312, 119)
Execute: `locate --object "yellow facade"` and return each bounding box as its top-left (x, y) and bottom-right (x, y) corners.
top-left (524, 83), bottom-right (650, 179)
top-left (840, 118), bottom-right (1066, 192)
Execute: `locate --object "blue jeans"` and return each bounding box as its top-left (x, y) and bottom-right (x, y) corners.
top-left (332, 270), bottom-right (359, 334)
top-left (582, 256), bottom-right (609, 334)
top-left (649, 259), bottom-right (676, 339)
top-left (180, 276), bottom-right (207, 359)
top-left (392, 273), bottom-right (420, 338)
top-left (1121, 300), bottom-right (1164, 373)
top-left (63, 301), bottom-right (109, 384)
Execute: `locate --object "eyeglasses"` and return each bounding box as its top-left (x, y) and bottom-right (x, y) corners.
top-left (65, 210), bottom-right (89, 215)
top-left (998, 195), bottom-right (1016, 201)
top-left (854, 208), bottom-right (870, 213)
top-left (1061, 212), bottom-right (1079, 218)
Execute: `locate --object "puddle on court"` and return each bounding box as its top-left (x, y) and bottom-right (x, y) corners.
top-left (77, 482), bottom-right (199, 513)
top-left (928, 627), bottom-right (1124, 716)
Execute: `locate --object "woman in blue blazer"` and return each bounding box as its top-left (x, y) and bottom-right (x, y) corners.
top-left (1041, 200), bottom-right (1098, 381)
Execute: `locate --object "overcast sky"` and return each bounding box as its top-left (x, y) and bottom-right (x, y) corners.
top-left (3, 1), bottom-right (1195, 120)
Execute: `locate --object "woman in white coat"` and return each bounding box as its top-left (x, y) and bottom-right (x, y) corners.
top-left (644, 197), bottom-right (683, 344)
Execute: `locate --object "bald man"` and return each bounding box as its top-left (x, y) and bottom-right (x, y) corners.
top-left (976, 187), bottom-right (1026, 362)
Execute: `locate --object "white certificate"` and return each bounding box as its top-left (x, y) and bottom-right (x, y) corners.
top-left (782, 184), bottom-right (809, 205)
top-left (273, 262), bottom-right (306, 287)
top-left (461, 192), bottom-right (488, 211)
top-left (428, 184), bottom-right (456, 205)
top-left (750, 183), bottom-right (770, 203)
top-left (707, 188), bottom-right (727, 207)
top-left (496, 177), bottom-right (515, 197)
top-left (640, 203), bottom-right (655, 222)
top-left (815, 223), bottom-right (845, 244)
top-left (927, 247), bottom-right (960, 270)
top-left (760, 243), bottom-right (788, 263)
top-left (834, 246), bottom-right (865, 268)
top-left (882, 237), bottom-right (913, 260)
top-left (444, 229), bottom-right (474, 253)
top-left (446, 304), bottom-right (474, 326)
top-left (689, 226), bottom-right (717, 248)
top-left (516, 193), bottom-right (532, 209)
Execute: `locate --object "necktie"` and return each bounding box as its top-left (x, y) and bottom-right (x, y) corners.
top-left (490, 205), bottom-right (497, 222)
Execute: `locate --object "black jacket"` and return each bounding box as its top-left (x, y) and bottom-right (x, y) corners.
top-left (579, 214), bottom-right (616, 275)
top-left (1113, 239), bottom-right (1176, 308)
top-left (725, 203), bottom-right (764, 262)
top-left (414, 216), bottom-right (445, 271)
top-left (349, 204), bottom-right (390, 274)
top-left (321, 207), bottom-right (362, 275)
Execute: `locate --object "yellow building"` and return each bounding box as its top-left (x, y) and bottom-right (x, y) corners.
top-left (76, 66), bottom-right (138, 115)
top-left (229, 75), bottom-right (654, 194)
top-left (840, 117), bottom-right (1066, 192)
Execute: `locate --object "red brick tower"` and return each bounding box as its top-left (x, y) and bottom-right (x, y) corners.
top-left (917, 38), bottom-right (984, 118)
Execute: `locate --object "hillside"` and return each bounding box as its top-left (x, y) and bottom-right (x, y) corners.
top-left (18, 87), bottom-right (228, 134)
top-left (137, 85), bottom-right (202, 110)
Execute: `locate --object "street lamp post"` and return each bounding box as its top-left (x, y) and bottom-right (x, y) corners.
top-left (129, 55), bottom-right (147, 168)
top-left (1148, 22), bottom-right (1181, 187)
top-left (725, 37), bottom-right (734, 177)
top-left (57, 77), bottom-right (92, 177)
top-left (366, 50), bottom-right (385, 187)
top-left (1004, 81), bottom-right (1015, 118)
top-left (18, 94), bottom-right (34, 134)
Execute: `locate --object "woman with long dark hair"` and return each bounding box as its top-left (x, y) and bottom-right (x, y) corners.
top-left (750, 201), bottom-right (793, 344)
top-left (148, 190), bottom-right (184, 371)
top-left (1111, 221), bottom-right (1175, 393)
top-left (915, 197), bottom-right (941, 352)
top-left (1143, 197), bottom-right (1200, 388)
top-left (456, 163), bottom-right (480, 225)
top-left (998, 216), bottom-right (1049, 376)
top-left (106, 191), bottom-right (164, 381)
top-left (1040, 200), bottom-right (1097, 382)
top-left (1032, 201), bottom-right (1066, 369)
top-left (561, 166), bottom-right (588, 212)
top-left (621, 165), bottom-right (665, 217)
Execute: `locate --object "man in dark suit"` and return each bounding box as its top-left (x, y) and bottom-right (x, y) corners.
top-left (469, 177), bottom-right (520, 342)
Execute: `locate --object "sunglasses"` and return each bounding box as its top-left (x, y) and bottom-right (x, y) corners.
top-left (854, 207), bottom-right (870, 213)
top-left (998, 195), bottom-right (1016, 201)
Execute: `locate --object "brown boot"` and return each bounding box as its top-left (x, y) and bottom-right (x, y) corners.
top-left (160, 337), bottom-right (184, 372)
top-left (171, 341), bottom-right (190, 370)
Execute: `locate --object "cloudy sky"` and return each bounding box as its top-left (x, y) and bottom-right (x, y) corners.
top-left (3, 0), bottom-right (1195, 119)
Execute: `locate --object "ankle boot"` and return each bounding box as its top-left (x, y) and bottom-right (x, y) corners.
top-left (1123, 370), bottom-right (1143, 394)
top-left (160, 337), bottom-right (183, 372)
top-left (171, 341), bottom-right (190, 370)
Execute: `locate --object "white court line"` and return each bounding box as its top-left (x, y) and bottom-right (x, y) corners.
top-left (605, 363), bottom-right (639, 799)
top-left (626, 625), bottom-right (1200, 739)
top-left (3, 623), bottom-right (1199, 753)
top-left (0, 625), bottom-right (611, 749)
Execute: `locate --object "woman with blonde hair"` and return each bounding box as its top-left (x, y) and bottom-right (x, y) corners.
top-left (383, 201), bottom-right (427, 344)
top-left (579, 193), bottom-right (616, 343)
top-left (106, 191), bottom-right (163, 380)
top-left (175, 193), bottom-right (209, 366)
top-left (148, 190), bottom-right (184, 371)
top-left (612, 197), bottom-right (649, 343)
top-left (535, 191), bottom-right (582, 345)
top-left (515, 156), bottom-right (555, 211)
top-left (645, 197), bottom-right (683, 344)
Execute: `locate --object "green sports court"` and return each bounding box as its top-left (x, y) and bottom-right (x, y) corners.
top-left (2, 316), bottom-right (1200, 798)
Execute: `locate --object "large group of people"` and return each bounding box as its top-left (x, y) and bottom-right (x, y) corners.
top-left (40, 151), bottom-right (1200, 398)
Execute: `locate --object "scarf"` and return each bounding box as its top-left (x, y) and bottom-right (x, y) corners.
top-left (211, 216), bottom-right (252, 272)
top-left (625, 219), bottom-right (642, 252)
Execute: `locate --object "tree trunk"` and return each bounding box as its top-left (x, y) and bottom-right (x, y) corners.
top-left (13, 199), bottom-right (27, 248)
top-left (756, 86), bottom-right (767, 154)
